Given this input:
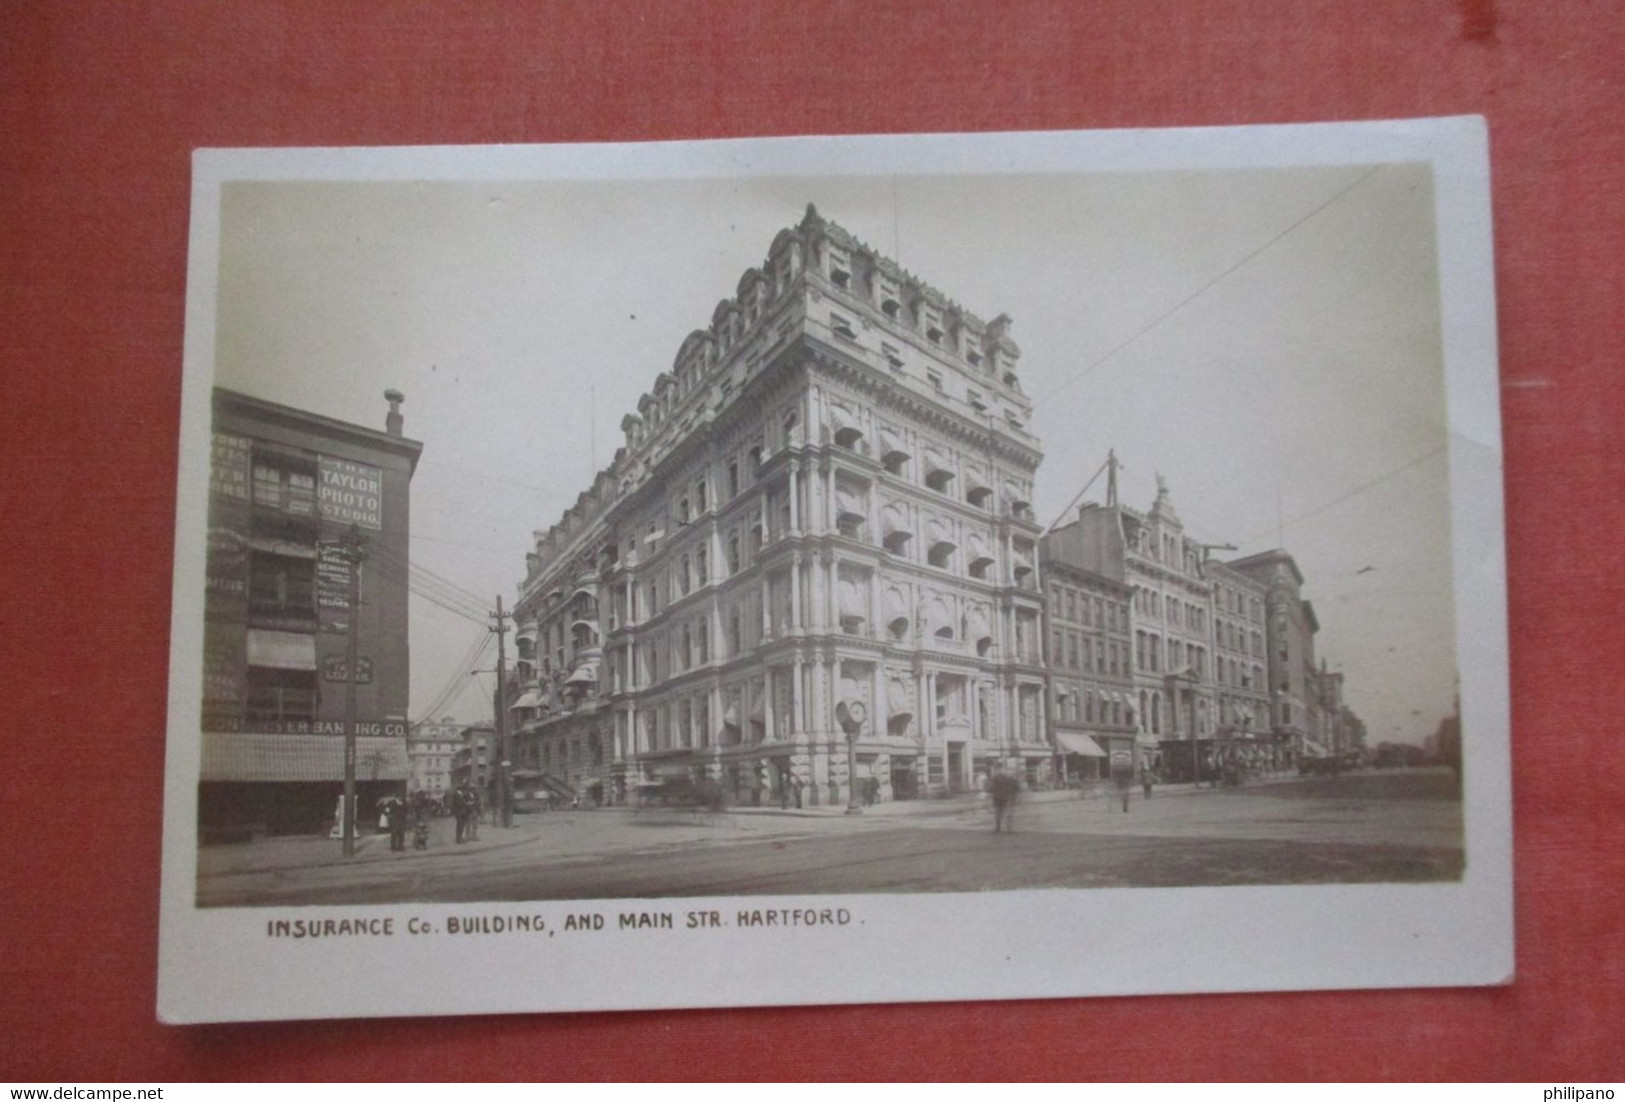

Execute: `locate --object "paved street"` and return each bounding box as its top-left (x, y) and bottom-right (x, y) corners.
top-left (197, 769), bottom-right (1463, 907)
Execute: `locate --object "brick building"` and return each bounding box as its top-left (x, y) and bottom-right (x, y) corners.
top-left (197, 388), bottom-right (421, 836)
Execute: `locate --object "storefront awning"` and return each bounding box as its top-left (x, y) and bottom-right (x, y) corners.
top-left (510, 690), bottom-right (543, 709)
top-left (564, 662), bottom-right (599, 686)
top-left (201, 732), bottom-right (408, 783)
top-left (1057, 732), bottom-right (1107, 757)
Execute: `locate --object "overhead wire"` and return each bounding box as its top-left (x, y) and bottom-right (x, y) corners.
top-left (362, 541), bottom-right (492, 626)
top-left (1236, 442), bottom-right (1447, 551)
top-left (413, 629), bottom-right (494, 726)
top-left (370, 539), bottom-right (491, 609)
top-left (1038, 164), bottom-right (1384, 406)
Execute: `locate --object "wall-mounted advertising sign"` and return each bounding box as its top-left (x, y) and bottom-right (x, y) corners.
top-left (210, 433), bottom-right (252, 501)
top-left (318, 456), bottom-right (383, 530)
top-left (204, 528), bottom-right (248, 619)
top-left (316, 541), bottom-right (351, 609)
top-left (321, 654), bottom-right (374, 683)
top-left (206, 717), bottom-right (407, 737)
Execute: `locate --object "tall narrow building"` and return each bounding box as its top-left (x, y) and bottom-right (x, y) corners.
top-left (199, 388), bottom-right (421, 836)
top-left (1227, 549), bottom-right (1320, 762)
top-left (510, 206), bottom-right (1048, 806)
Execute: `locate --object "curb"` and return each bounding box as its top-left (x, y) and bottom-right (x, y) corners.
top-left (198, 825), bottom-right (547, 878)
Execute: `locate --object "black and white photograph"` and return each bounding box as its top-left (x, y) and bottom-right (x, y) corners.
top-left (160, 120), bottom-right (1511, 1022)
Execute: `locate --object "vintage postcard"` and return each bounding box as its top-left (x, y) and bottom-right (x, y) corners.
top-left (160, 118), bottom-right (1510, 1022)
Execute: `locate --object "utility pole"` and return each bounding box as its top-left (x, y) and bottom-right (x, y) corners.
top-left (491, 595), bottom-right (512, 829)
top-left (340, 524), bottom-right (368, 858)
top-left (1041, 449), bottom-right (1118, 538)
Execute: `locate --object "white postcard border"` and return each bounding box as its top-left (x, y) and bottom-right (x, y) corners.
top-left (160, 117), bottom-right (1510, 1024)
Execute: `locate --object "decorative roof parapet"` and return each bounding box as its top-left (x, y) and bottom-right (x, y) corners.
top-left (527, 204), bottom-right (1024, 576)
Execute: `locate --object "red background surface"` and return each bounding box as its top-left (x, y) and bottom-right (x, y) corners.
top-left (2, 0), bottom-right (1622, 1082)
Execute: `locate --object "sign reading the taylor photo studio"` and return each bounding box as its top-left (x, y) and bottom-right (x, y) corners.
top-left (318, 456), bottom-right (382, 530)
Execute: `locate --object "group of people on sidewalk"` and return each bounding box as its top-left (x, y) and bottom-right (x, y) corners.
top-left (450, 782), bottom-right (483, 844)
top-left (987, 761), bottom-right (1162, 831)
top-left (371, 783), bottom-right (488, 852)
top-left (375, 792), bottom-right (435, 852)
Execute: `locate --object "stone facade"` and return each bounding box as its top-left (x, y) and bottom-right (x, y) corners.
top-left (407, 717), bottom-right (461, 800)
top-left (510, 206), bottom-right (1047, 805)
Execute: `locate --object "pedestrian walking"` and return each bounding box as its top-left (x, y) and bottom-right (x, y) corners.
top-left (411, 795), bottom-right (430, 851)
top-left (467, 786), bottom-right (482, 841)
top-left (1108, 750), bottom-right (1135, 811)
top-left (451, 784), bottom-right (468, 844)
top-left (1141, 764), bottom-right (1156, 801)
top-left (989, 771), bottom-right (1020, 833)
top-left (384, 795), bottom-right (408, 852)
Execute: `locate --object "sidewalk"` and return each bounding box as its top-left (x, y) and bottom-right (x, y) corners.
top-left (198, 772), bottom-right (1319, 879)
top-left (198, 803), bottom-right (846, 878)
top-left (196, 814), bottom-right (545, 878)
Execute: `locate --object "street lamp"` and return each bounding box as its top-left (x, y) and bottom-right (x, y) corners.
top-left (836, 700), bottom-right (866, 815)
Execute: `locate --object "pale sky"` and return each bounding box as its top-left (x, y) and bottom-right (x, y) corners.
top-left (215, 158), bottom-right (1454, 747)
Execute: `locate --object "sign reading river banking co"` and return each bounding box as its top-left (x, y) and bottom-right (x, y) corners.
top-left (207, 717), bottom-right (408, 737)
top-left (318, 456), bottom-right (383, 530)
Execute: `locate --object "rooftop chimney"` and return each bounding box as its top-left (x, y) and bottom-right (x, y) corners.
top-left (384, 389), bottom-right (405, 436)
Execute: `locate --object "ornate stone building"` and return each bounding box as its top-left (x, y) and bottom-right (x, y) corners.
top-left (407, 715), bottom-right (461, 801)
top-left (510, 206), bottom-right (1048, 805)
top-left (1063, 480), bottom-right (1218, 748)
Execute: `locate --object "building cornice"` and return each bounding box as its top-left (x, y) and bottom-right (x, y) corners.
top-left (213, 387), bottom-right (424, 475)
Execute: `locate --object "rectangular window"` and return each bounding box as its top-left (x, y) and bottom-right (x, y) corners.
top-left (248, 553), bottom-right (316, 622)
top-left (245, 668), bottom-right (317, 725)
top-left (251, 452), bottom-right (318, 518)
